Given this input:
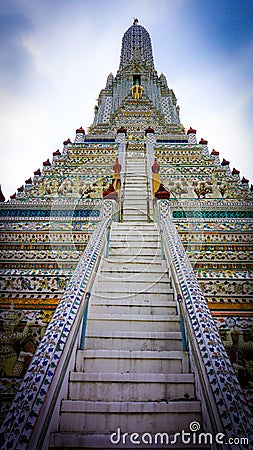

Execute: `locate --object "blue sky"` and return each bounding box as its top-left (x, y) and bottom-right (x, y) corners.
top-left (0, 0), bottom-right (253, 199)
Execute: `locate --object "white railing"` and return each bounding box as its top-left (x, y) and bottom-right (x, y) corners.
top-left (145, 132), bottom-right (155, 198)
top-left (0, 200), bottom-right (116, 450)
top-left (117, 132), bottom-right (127, 222)
top-left (157, 199), bottom-right (253, 450)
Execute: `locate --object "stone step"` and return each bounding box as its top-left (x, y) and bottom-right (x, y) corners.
top-left (104, 255), bottom-right (160, 262)
top-left (126, 163), bottom-right (145, 167)
top-left (122, 209), bottom-right (148, 216)
top-left (125, 179), bottom-right (146, 183)
top-left (122, 207), bottom-right (148, 212)
top-left (101, 262), bottom-right (165, 273)
top-left (95, 280), bottom-right (171, 292)
top-left (124, 182), bottom-right (147, 187)
top-left (108, 242), bottom-right (157, 250)
top-left (125, 173), bottom-right (146, 176)
top-left (126, 164), bottom-right (145, 168)
top-left (76, 349), bottom-right (189, 373)
top-left (109, 237), bottom-right (158, 247)
top-left (109, 235), bottom-right (157, 242)
top-left (110, 231), bottom-right (156, 238)
top-left (123, 192), bottom-right (147, 196)
top-left (124, 187), bottom-right (147, 192)
top-left (92, 292), bottom-right (174, 302)
top-left (123, 199), bottom-right (149, 206)
top-left (110, 227), bottom-right (157, 234)
top-left (90, 295), bottom-right (175, 306)
top-left (68, 372), bottom-right (195, 401)
top-left (123, 195), bottom-right (147, 200)
top-left (124, 187), bottom-right (147, 191)
top-left (111, 223), bottom-right (156, 229)
top-left (124, 188), bottom-right (147, 192)
top-left (122, 205), bottom-right (149, 211)
top-left (124, 178), bottom-right (146, 182)
top-left (124, 176), bottom-right (146, 180)
top-left (84, 331), bottom-right (182, 351)
top-left (122, 203), bottom-right (148, 209)
top-left (98, 271), bottom-right (167, 281)
top-left (86, 314), bottom-right (180, 332)
top-left (126, 170), bottom-right (146, 172)
top-left (89, 302), bottom-right (176, 315)
top-left (122, 216), bottom-right (149, 223)
top-left (90, 295), bottom-right (175, 303)
top-left (57, 400), bottom-right (201, 434)
top-left (123, 195), bottom-right (148, 200)
top-left (123, 201), bottom-right (148, 207)
top-left (50, 432), bottom-right (210, 449)
top-left (109, 240), bottom-right (160, 248)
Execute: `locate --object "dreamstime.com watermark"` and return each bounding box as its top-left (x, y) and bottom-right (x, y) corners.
top-left (110, 422), bottom-right (249, 446)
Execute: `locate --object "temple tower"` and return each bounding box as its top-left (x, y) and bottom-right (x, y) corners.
top-left (0, 20), bottom-right (252, 450)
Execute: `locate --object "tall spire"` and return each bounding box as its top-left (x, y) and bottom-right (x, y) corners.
top-left (119, 19), bottom-right (155, 70)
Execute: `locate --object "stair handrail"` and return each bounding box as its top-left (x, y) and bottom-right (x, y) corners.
top-left (145, 131), bottom-right (155, 198)
top-left (144, 143), bottom-right (151, 222)
top-left (0, 200), bottom-right (116, 450)
top-left (157, 199), bottom-right (253, 450)
top-left (117, 131), bottom-right (127, 222)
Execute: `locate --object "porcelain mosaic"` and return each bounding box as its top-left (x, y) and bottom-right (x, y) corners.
top-left (158, 199), bottom-right (253, 444)
top-left (0, 200), bottom-right (114, 449)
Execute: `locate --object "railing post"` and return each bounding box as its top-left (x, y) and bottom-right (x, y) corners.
top-left (117, 129), bottom-right (127, 223)
top-left (105, 224), bottom-right (111, 258)
top-left (80, 292), bottom-right (91, 350)
top-left (177, 294), bottom-right (188, 351)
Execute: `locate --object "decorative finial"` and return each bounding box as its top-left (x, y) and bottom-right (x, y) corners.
top-left (0, 184), bottom-right (5, 202)
top-left (133, 18), bottom-right (139, 25)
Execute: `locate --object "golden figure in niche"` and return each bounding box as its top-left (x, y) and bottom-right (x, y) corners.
top-left (131, 79), bottom-right (144, 99)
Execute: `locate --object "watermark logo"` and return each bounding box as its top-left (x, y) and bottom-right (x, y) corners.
top-left (110, 422), bottom-right (249, 446)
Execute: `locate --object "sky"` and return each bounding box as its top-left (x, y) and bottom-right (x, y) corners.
top-left (0, 0), bottom-right (253, 200)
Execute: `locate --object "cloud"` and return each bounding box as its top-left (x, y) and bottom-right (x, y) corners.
top-left (0, 9), bottom-right (34, 90)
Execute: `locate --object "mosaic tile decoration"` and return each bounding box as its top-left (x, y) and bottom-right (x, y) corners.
top-left (158, 199), bottom-right (253, 444)
top-left (173, 210), bottom-right (253, 219)
top-left (0, 200), bottom-right (115, 449)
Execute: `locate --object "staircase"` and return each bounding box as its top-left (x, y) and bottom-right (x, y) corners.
top-left (50, 145), bottom-right (203, 449)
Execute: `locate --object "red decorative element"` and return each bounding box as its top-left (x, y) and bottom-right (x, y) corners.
top-left (232, 168), bottom-right (240, 175)
top-left (199, 138), bottom-right (208, 145)
top-left (241, 177), bottom-right (249, 184)
top-left (53, 149), bottom-right (61, 156)
top-left (34, 169), bottom-right (41, 176)
top-left (155, 183), bottom-right (170, 199)
top-left (43, 159), bottom-right (51, 167)
top-left (211, 149), bottom-right (219, 156)
top-left (187, 127), bottom-right (196, 135)
top-left (25, 177), bottom-right (32, 184)
top-left (145, 126), bottom-right (154, 134)
top-left (221, 158), bottom-right (230, 166)
top-left (117, 126), bottom-right (127, 134)
top-left (0, 186), bottom-right (5, 202)
top-left (10, 193), bottom-right (16, 200)
top-left (63, 138), bottom-right (71, 145)
top-left (103, 183), bottom-right (118, 201)
top-left (17, 186), bottom-right (24, 192)
top-left (76, 126), bottom-right (85, 134)
top-left (152, 158), bottom-right (160, 174)
top-left (113, 157), bottom-right (121, 174)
